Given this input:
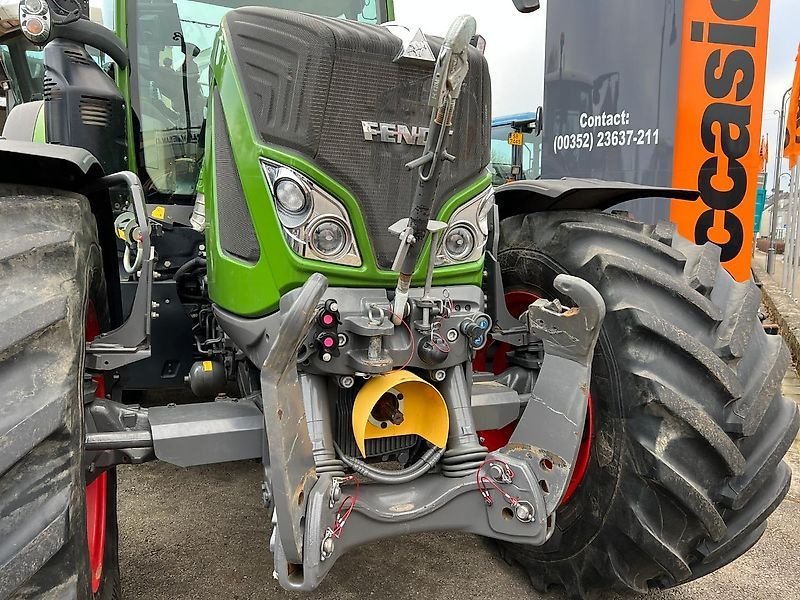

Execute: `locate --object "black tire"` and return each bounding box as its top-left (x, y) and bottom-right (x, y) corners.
top-left (0, 185), bottom-right (121, 599)
top-left (496, 211), bottom-right (799, 598)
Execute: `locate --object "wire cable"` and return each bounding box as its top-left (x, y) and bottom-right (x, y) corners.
top-left (330, 475), bottom-right (359, 539)
top-left (387, 306), bottom-right (415, 370)
top-left (476, 458), bottom-right (520, 507)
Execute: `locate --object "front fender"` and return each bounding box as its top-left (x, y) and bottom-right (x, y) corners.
top-left (0, 139), bottom-right (103, 189)
top-left (494, 178), bottom-right (699, 220)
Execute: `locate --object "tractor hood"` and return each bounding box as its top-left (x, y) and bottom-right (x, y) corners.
top-left (221, 7), bottom-right (491, 269)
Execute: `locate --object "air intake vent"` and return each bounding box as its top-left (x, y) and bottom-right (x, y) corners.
top-left (42, 76), bottom-right (61, 101)
top-left (79, 95), bottom-right (112, 127)
top-left (63, 48), bottom-right (92, 65)
top-left (213, 90), bottom-right (261, 262)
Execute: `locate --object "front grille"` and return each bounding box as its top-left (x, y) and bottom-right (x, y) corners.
top-left (225, 8), bottom-right (490, 268)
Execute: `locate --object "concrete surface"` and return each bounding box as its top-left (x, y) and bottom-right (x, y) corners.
top-left (117, 373), bottom-right (800, 600)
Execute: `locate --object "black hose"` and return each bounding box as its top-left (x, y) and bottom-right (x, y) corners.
top-left (174, 256), bottom-right (207, 283)
top-left (334, 442), bottom-right (444, 484)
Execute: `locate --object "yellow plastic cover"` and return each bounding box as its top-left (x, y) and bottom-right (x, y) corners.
top-left (352, 370), bottom-right (449, 457)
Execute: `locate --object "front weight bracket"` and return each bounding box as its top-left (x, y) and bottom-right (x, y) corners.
top-left (496, 274), bottom-right (605, 516)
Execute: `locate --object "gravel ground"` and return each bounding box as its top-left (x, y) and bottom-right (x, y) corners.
top-left (117, 373), bottom-right (800, 600)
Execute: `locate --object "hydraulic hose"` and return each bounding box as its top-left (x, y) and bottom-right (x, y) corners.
top-left (174, 257), bottom-right (207, 283)
top-left (334, 443), bottom-right (445, 485)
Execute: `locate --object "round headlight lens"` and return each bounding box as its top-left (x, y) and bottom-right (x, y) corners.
top-left (310, 218), bottom-right (348, 258)
top-left (24, 16), bottom-right (44, 35)
top-left (443, 224), bottom-right (476, 261)
top-left (23, 0), bottom-right (45, 14)
top-left (275, 178), bottom-right (309, 215)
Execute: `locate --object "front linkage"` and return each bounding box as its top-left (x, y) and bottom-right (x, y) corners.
top-left (262, 272), bottom-right (604, 590)
top-left (82, 264), bottom-right (605, 591)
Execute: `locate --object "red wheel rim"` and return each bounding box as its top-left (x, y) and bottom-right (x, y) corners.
top-left (85, 471), bottom-right (108, 593)
top-left (474, 290), bottom-right (594, 506)
top-left (85, 302), bottom-right (107, 594)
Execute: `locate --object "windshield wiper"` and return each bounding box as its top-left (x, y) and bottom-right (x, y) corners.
top-left (179, 18), bottom-right (217, 29)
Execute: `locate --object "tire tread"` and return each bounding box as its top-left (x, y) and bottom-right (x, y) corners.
top-left (496, 211), bottom-right (797, 598)
top-left (0, 185), bottom-right (115, 600)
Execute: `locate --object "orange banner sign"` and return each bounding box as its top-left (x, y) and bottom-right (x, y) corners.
top-left (671, 0), bottom-right (770, 282)
top-left (784, 45), bottom-right (800, 168)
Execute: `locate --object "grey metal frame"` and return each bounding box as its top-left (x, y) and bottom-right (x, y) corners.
top-left (84, 171), bottom-right (153, 370)
top-left (261, 274), bottom-right (605, 591)
top-left (84, 396), bottom-right (264, 467)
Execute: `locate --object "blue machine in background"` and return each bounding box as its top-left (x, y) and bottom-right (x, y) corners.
top-left (490, 111), bottom-right (542, 185)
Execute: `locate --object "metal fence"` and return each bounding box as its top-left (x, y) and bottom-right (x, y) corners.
top-left (780, 166), bottom-right (800, 296)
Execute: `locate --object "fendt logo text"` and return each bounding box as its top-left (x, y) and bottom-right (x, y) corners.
top-left (690, 0), bottom-right (759, 264)
top-left (361, 121), bottom-right (430, 146)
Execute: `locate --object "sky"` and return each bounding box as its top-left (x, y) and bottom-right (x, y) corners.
top-left (394, 0), bottom-right (799, 192)
top-left (394, 0), bottom-right (548, 117)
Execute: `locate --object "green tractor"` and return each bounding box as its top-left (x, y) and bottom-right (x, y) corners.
top-left (0, 0), bottom-right (796, 598)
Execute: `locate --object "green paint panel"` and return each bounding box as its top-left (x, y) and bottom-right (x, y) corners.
top-left (32, 104), bottom-right (45, 142)
top-left (204, 33), bottom-right (487, 317)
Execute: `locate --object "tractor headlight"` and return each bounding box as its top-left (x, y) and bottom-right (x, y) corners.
top-left (274, 176), bottom-right (312, 227)
top-left (443, 224), bottom-right (476, 261)
top-left (309, 217), bottom-right (349, 259)
top-left (19, 0), bottom-right (51, 44)
top-left (261, 159), bottom-right (361, 267)
top-left (23, 0), bottom-right (46, 14)
top-left (436, 186), bottom-right (494, 266)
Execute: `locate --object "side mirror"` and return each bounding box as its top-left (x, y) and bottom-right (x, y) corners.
top-left (512, 0), bottom-right (541, 13)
